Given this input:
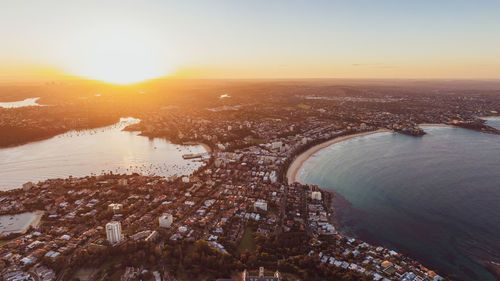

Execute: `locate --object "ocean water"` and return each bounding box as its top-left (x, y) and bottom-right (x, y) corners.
top-left (297, 123), bottom-right (500, 281)
top-left (0, 118), bottom-right (207, 190)
top-left (484, 117), bottom-right (500, 130)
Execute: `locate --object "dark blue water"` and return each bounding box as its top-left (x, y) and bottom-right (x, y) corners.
top-left (298, 122), bottom-right (500, 281)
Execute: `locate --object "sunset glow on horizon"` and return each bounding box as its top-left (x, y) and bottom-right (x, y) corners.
top-left (61, 25), bottom-right (174, 85)
top-left (1, 0), bottom-right (500, 84)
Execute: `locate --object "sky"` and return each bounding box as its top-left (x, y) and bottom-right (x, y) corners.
top-left (1, 0), bottom-right (500, 83)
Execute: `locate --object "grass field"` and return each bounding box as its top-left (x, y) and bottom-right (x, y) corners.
top-left (74, 267), bottom-right (99, 281)
top-left (297, 104), bottom-right (311, 110)
top-left (249, 138), bottom-right (266, 145)
top-left (237, 226), bottom-right (256, 255)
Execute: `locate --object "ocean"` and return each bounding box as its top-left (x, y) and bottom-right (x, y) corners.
top-left (297, 119), bottom-right (500, 281)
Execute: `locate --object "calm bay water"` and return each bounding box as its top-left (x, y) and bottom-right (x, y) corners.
top-left (0, 212), bottom-right (39, 235)
top-left (0, 118), bottom-right (207, 190)
top-left (297, 123), bottom-right (500, 281)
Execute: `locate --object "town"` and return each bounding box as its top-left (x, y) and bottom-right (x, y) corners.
top-left (1, 80), bottom-right (500, 281)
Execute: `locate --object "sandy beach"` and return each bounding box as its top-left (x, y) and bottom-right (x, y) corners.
top-left (419, 123), bottom-right (458, 128)
top-left (30, 210), bottom-right (44, 231)
top-left (199, 143), bottom-right (213, 153)
top-left (183, 142), bottom-right (212, 153)
top-left (286, 129), bottom-right (390, 184)
top-left (19, 210), bottom-right (44, 234)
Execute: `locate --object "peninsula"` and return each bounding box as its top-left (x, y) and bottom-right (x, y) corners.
top-left (1, 80), bottom-right (500, 281)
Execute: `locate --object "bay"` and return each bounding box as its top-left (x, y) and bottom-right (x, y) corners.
top-left (0, 118), bottom-right (207, 190)
top-left (297, 126), bottom-right (500, 281)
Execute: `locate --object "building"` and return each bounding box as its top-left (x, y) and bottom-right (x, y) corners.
top-left (271, 141), bottom-right (282, 150)
top-left (131, 231), bottom-right (151, 241)
top-left (254, 200), bottom-right (267, 211)
top-left (242, 267), bottom-right (281, 281)
top-left (159, 213), bottom-right (173, 228)
top-left (108, 203), bottom-right (123, 212)
top-left (311, 191), bottom-right (322, 201)
top-left (22, 182), bottom-right (34, 191)
top-left (117, 179), bottom-right (128, 186)
top-left (106, 221), bottom-right (123, 244)
top-left (215, 158), bottom-right (224, 168)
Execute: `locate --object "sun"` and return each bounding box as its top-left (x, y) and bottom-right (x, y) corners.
top-left (64, 26), bottom-right (173, 85)
top-left (74, 52), bottom-right (167, 85)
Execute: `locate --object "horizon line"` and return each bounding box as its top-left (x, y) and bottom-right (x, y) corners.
top-left (2, 76), bottom-right (500, 87)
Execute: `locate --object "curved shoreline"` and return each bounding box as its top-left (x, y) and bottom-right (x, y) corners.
top-left (287, 124), bottom-right (500, 281)
top-left (285, 123), bottom-right (466, 184)
top-left (419, 123), bottom-right (458, 128)
top-left (182, 141), bottom-right (213, 154)
top-left (0, 117), bottom-right (208, 191)
top-left (286, 129), bottom-right (391, 184)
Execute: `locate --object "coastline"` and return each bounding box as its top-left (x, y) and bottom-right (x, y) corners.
top-left (18, 210), bottom-right (44, 234)
top-left (287, 126), bottom-right (500, 281)
top-left (418, 123), bottom-right (458, 128)
top-left (1, 118), bottom-right (121, 149)
top-left (198, 143), bottom-right (213, 154)
top-left (286, 122), bottom-right (463, 185)
top-left (0, 210), bottom-right (44, 236)
top-left (183, 141), bottom-right (213, 153)
top-left (29, 210), bottom-right (44, 232)
top-left (286, 129), bottom-right (390, 184)
top-left (0, 119), bottom-right (208, 191)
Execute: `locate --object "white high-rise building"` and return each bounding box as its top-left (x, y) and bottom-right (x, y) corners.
top-left (159, 213), bottom-right (173, 228)
top-left (106, 221), bottom-right (122, 244)
top-left (311, 191), bottom-right (322, 201)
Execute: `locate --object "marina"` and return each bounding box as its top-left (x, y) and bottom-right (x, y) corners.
top-left (0, 117), bottom-right (209, 190)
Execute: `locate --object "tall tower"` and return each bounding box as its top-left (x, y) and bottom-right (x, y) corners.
top-left (106, 221), bottom-right (122, 244)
